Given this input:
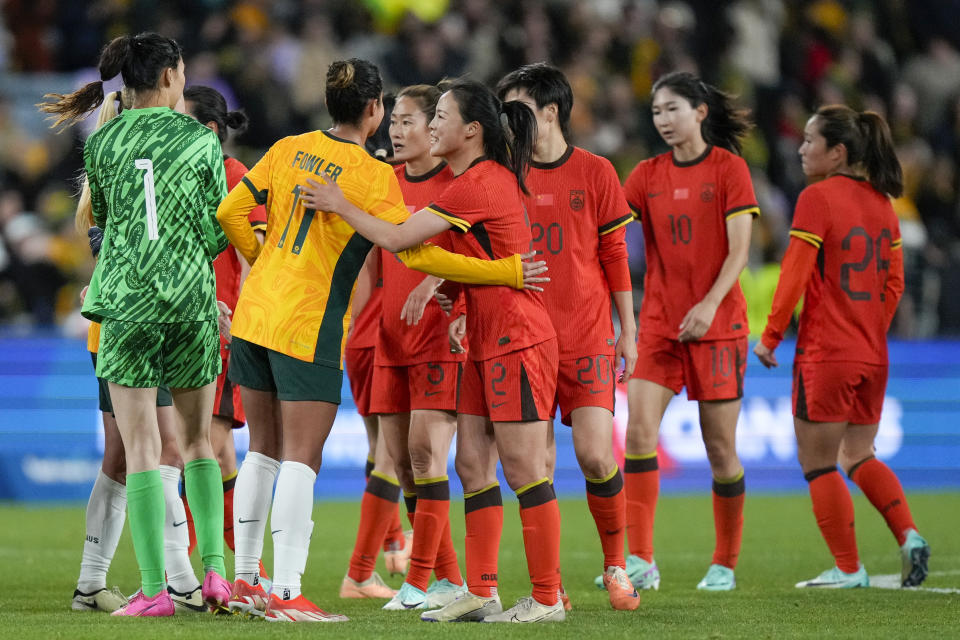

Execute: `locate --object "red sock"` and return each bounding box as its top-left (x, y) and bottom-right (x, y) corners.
top-left (223, 472), bottom-right (236, 552)
top-left (382, 506), bottom-right (404, 552)
top-left (624, 454), bottom-right (658, 561)
top-left (406, 479), bottom-right (450, 591)
top-left (849, 457), bottom-right (916, 545)
top-left (585, 468), bottom-right (626, 569)
top-left (183, 493), bottom-right (197, 556)
top-left (808, 467), bottom-right (859, 573)
top-left (711, 473), bottom-right (745, 568)
top-left (434, 518), bottom-right (463, 584)
top-left (347, 473), bottom-right (400, 583)
top-left (518, 480), bottom-right (561, 606)
top-left (464, 484), bottom-right (502, 597)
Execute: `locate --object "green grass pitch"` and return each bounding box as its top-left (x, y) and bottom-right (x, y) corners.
top-left (3, 493), bottom-right (959, 639)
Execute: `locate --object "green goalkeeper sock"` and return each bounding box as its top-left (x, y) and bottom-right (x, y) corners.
top-left (125, 470), bottom-right (166, 598)
top-left (184, 458), bottom-right (227, 576)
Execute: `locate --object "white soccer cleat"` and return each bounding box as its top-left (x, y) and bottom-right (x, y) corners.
top-left (166, 584), bottom-right (207, 613)
top-left (382, 582), bottom-right (426, 610)
top-left (71, 586), bottom-right (128, 612)
top-left (420, 589), bottom-right (502, 622)
top-left (482, 596), bottom-right (565, 623)
top-left (424, 578), bottom-right (468, 609)
top-left (795, 565), bottom-right (869, 589)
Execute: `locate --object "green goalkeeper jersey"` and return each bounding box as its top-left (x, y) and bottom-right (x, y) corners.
top-left (81, 106), bottom-right (228, 324)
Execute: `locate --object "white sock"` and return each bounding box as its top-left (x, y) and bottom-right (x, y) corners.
top-left (270, 461), bottom-right (317, 600)
top-left (159, 464), bottom-right (199, 594)
top-left (234, 451), bottom-right (281, 583)
top-left (77, 470), bottom-right (126, 593)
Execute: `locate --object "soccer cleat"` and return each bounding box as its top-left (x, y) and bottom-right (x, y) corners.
top-left (795, 565), bottom-right (869, 589)
top-left (382, 582), bottom-right (427, 610)
top-left (697, 564), bottom-right (736, 591)
top-left (258, 560), bottom-right (273, 594)
top-left (603, 566), bottom-right (641, 610)
top-left (201, 570), bottom-right (232, 613)
top-left (264, 593), bottom-right (349, 622)
top-left (110, 589), bottom-right (175, 617)
top-left (420, 589), bottom-right (502, 622)
top-left (384, 529), bottom-right (414, 576)
top-left (900, 529), bottom-right (931, 587)
top-left (340, 572), bottom-right (397, 599)
top-left (167, 584), bottom-right (206, 613)
top-left (482, 596), bottom-right (565, 623)
top-left (227, 578), bottom-right (269, 617)
top-left (595, 555), bottom-right (661, 591)
top-left (424, 578), bottom-right (468, 609)
top-left (558, 587), bottom-right (572, 611)
top-left (72, 586), bottom-right (128, 612)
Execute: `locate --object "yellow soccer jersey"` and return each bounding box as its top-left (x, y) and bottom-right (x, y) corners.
top-left (221, 130), bottom-right (408, 365)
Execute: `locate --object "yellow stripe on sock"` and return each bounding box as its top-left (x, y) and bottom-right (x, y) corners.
top-left (714, 469), bottom-right (745, 484)
top-left (370, 471), bottom-right (400, 486)
top-left (403, 490), bottom-right (417, 499)
top-left (625, 451), bottom-right (657, 460)
top-left (463, 482), bottom-right (500, 500)
top-left (515, 477), bottom-right (549, 496)
top-left (222, 469), bottom-right (238, 482)
top-left (415, 475), bottom-right (449, 485)
top-left (586, 466), bottom-right (620, 484)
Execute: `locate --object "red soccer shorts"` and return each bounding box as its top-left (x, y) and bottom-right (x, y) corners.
top-left (369, 361), bottom-right (460, 414)
top-left (631, 332), bottom-right (747, 401)
top-left (214, 351), bottom-right (246, 427)
top-left (345, 346), bottom-right (376, 417)
top-left (552, 354), bottom-right (616, 426)
top-left (793, 360), bottom-right (888, 424)
top-left (459, 338), bottom-right (559, 422)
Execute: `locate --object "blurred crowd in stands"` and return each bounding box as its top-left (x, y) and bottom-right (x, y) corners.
top-left (1, 0), bottom-right (960, 338)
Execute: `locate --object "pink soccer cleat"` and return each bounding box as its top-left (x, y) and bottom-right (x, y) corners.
top-left (201, 570), bottom-right (232, 613)
top-left (110, 589), bottom-right (175, 617)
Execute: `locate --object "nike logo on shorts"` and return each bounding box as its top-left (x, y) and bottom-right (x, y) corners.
top-left (172, 520), bottom-right (186, 527)
top-left (238, 517), bottom-right (260, 524)
top-left (491, 401), bottom-right (507, 409)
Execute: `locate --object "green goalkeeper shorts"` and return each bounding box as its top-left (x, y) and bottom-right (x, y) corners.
top-left (96, 318), bottom-right (221, 389)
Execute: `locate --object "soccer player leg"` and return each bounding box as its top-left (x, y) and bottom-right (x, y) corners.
top-left (837, 365), bottom-right (929, 586)
top-left (487, 340), bottom-right (563, 618)
top-left (792, 362), bottom-right (866, 587)
top-left (98, 318), bottom-right (169, 607)
top-left (407, 363), bottom-right (463, 600)
top-left (74, 398), bottom-right (128, 612)
top-left (455, 411), bottom-right (501, 604)
top-left (685, 338), bottom-right (746, 591)
top-left (343, 406), bottom-right (402, 600)
top-left (266, 353), bottom-right (347, 620)
top-left (620, 332), bottom-right (680, 590)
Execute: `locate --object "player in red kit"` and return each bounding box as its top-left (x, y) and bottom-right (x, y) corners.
top-left (755, 105), bottom-right (930, 589)
top-left (622, 72), bottom-right (757, 592)
top-left (497, 63), bottom-right (639, 611)
top-left (302, 79), bottom-right (563, 623)
top-left (341, 84), bottom-right (467, 609)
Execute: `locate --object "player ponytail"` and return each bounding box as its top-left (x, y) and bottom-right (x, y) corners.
top-left (74, 89), bottom-right (131, 233)
top-left (183, 85), bottom-right (248, 146)
top-left (325, 58), bottom-right (383, 126)
top-left (39, 33), bottom-right (181, 130)
top-left (445, 79), bottom-right (536, 195)
top-left (652, 71), bottom-right (752, 155)
top-left (813, 105), bottom-right (903, 198)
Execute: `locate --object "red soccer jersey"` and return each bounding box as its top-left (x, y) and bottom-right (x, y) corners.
top-left (523, 146), bottom-right (633, 359)
top-left (768, 175), bottom-right (903, 365)
top-left (623, 146), bottom-right (758, 340)
top-left (346, 257), bottom-right (383, 350)
top-left (214, 156), bottom-right (268, 313)
top-left (426, 158), bottom-right (556, 360)
top-left (376, 162), bottom-right (462, 366)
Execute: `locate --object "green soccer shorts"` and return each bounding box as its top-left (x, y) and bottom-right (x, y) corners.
top-left (96, 318), bottom-right (221, 389)
top-left (228, 336), bottom-right (342, 403)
